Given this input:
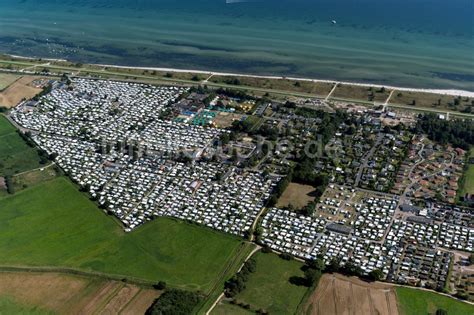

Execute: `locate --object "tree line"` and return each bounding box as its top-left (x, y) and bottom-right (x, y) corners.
top-left (224, 257), bottom-right (257, 298)
top-left (145, 289), bottom-right (202, 315)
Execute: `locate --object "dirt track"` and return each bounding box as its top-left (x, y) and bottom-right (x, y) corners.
top-left (303, 274), bottom-right (399, 315)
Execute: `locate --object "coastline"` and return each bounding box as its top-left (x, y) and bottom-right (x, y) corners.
top-left (96, 63), bottom-right (474, 98)
top-left (5, 53), bottom-right (474, 98)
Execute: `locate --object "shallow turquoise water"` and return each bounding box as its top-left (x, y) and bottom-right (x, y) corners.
top-left (0, 0), bottom-right (473, 90)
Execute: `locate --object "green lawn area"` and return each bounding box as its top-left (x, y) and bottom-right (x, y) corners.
top-left (396, 287), bottom-right (474, 315)
top-left (459, 149), bottom-right (474, 200)
top-left (0, 177), bottom-right (243, 293)
top-left (459, 165), bottom-right (474, 198)
top-left (0, 115), bottom-right (43, 176)
top-left (234, 252), bottom-right (309, 314)
top-left (0, 296), bottom-right (53, 315)
top-left (212, 301), bottom-right (253, 315)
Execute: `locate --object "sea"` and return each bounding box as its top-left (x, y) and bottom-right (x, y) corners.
top-left (0, 0), bottom-right (473, 90)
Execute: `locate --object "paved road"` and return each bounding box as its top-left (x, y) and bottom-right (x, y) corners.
top-left (354, 133), bottom-right (384, 187)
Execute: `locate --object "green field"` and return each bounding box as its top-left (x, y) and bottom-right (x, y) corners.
top-left (459, 149), bottom-right (474, 200)
top-left (459, 165), bottom-right (474, 199)
top-left (0, 177), bottom-right (243, 292)
top-left (397, 287), bottom-right (474, 315)
top-left (212, 301), bottom-right (253, 315)
top-left (0, 296), bottom-right (53, 315)
top-left (0, 115), bottom-right (43, 176)
top-left (233, 252), bottom-right (309, 314)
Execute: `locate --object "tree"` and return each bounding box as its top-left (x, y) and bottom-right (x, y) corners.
top-left (224, 258), bottom-right (257, 297)
top-left (435, 309), bottom-right (448, 315)
top-left (145, 289), bottom-right (202, 315)
top-left (220, 133), bottom-right (230, 145)
top-left (300, 201), bottom-right (316, 216)
top-left (280, 253), bottom-right (293, 261)
top-left (303, 268), bottom-right (321, 286)
top-left (5, 176), bottom-right (15, 194)
top-left (153, 281), bottom-right (167, 290)
top-left (416, 113), bottom-right (474, 150)
top-left (368, 269), bottom-right (384, 281)
top-left (340, 260), bottom-right (362, 277)
top-left (307, 258), bottom-right (325, 272)
top-left (326, 258), bottom-right (341, 273)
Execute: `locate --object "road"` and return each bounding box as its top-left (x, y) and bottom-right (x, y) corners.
top-left (354, 133), bottom-right (383, 187)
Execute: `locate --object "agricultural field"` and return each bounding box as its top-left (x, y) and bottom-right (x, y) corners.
top-left (0, 296), bottom-right (53, 315)
top-left (0, 115), bottom-right (43, 176)
top-left (227, 251), bottom-right (309, 314)
top-left (0, 271), bottom-right (160, 315)
top-left (0, 177), bottom-right (243, 293)
top-left (277, 182), bottom-right (316, 209)
top-left (330, 84), bottom-right (392, 103)
top-left (302, 273), bottom-right (399, 315)
top-left (0, 76), bottom-right (44, 108)
top-left (0, 73), bottom-right (19, 91)
top-left (396, 287), bottom-right (474, 315)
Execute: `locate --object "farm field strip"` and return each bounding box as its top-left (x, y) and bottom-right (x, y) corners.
top-left (0, 271), bottom-right (161, 315)
top-left (302, 274), bottom-right (399, 315)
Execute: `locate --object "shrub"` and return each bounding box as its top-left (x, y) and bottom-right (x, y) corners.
top-left (153, 281), bottom-right (167, 290)
top-left (145, 289), bottom-right (202, 315)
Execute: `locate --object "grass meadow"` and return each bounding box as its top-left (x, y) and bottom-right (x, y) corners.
top-left (233, 251), bottom-right (309, 314)
top-left (396, 287), bottom-right (474, 315)
top-left (0, 115), bottom-right (43, 176)
top-left (0, 177), bottom-right (243, 293)
top-left (458, 149), bottom-right (474, 201)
